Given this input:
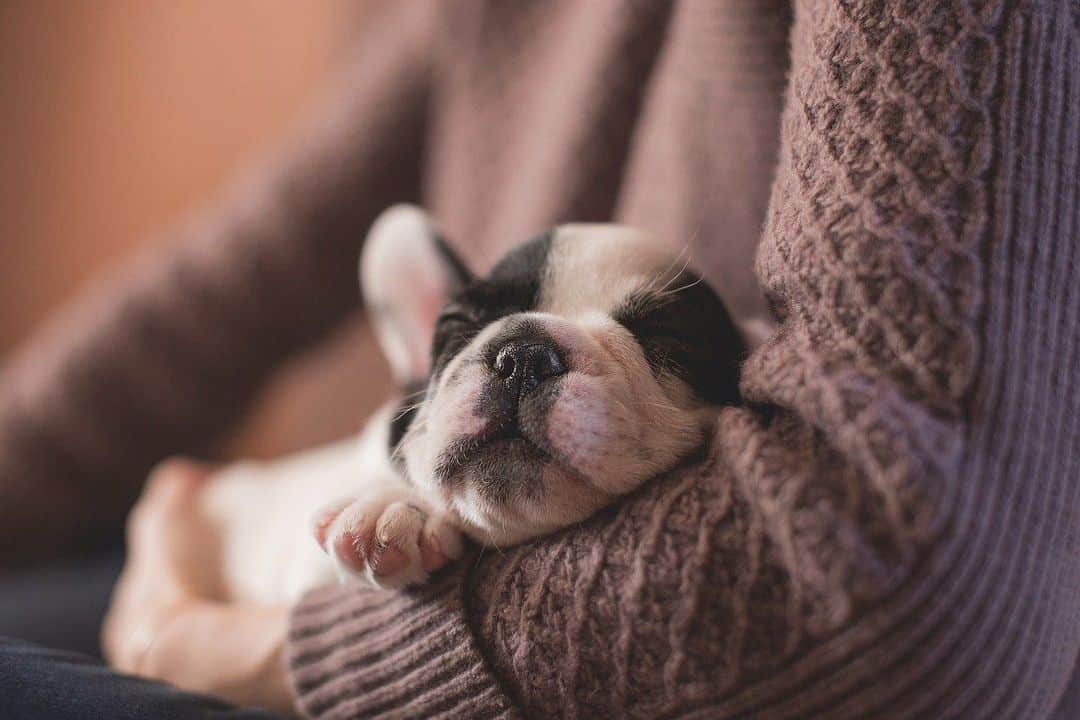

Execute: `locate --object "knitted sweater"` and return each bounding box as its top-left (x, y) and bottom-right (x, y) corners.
top-left (1, 1), bottom-right (1078, 718)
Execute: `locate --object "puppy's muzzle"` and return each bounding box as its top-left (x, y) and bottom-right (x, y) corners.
top-left (435, 334), bottom-right (566, 489)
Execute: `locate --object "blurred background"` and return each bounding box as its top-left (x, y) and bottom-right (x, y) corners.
top-left (0, 0), bottom-right (389, 459)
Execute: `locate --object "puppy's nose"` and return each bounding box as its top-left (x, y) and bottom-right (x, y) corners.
top-left (491, 341), bottom-right (567, 397)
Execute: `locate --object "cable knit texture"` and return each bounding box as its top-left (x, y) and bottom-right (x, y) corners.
top-left (2, 1), bottom-right (1078, 718)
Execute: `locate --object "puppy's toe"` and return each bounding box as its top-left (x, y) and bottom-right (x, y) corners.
top-left (419, 514), bottom-right (465, 573)
top-left (310, 497), bottom-right (355, 550)
top-left (325, 502), bottom-right (380, 577)
top-left (370, 502), bottom-right (427, 587)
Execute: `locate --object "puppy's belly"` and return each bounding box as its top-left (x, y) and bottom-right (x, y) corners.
top-left (197, 441), bottom-right (352, 603)
top-left (198, 410), bottom-right (397, 605)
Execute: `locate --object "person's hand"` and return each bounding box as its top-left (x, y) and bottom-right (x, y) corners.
top-left (102, 458), bottom-right (295, 715)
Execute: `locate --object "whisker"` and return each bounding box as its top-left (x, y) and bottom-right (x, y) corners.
top-left (644, 244), bottom-right (692, 295)
top-left (398, 388), bottom-right (428, 402)
top-left (655, 274), bottom-right (704, 298)
top-left (391, 401), bottom-right (426, 422)
top-left (654, 253), bottom-right (695, 296)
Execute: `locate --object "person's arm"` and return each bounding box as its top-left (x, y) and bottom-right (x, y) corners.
top-left (0, 2), bottom-right (436, 569)
top-left (286, 2), bottom-right (1080, 717)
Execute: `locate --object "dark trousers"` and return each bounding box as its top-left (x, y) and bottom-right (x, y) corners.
top-left (0, 546), bottom-right (123, 659)
top-left (0, 639), bottom-right (283, 720)
top-left (0, 546), bottom-right (284, 719)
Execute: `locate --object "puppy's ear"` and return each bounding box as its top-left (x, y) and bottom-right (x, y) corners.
top-left (361, 205), bottom-right (472, 384)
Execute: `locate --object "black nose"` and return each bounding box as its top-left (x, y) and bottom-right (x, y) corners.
top-left (491, 341), bottom-right (567, 397)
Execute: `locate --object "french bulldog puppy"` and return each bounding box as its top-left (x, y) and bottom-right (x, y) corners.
top-left (195, 205), bottom-right (746, 603)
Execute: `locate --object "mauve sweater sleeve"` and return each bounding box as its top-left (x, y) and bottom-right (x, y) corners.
top-left (0, 3), bottom-right (435, 569)
top-left (287, 2), bottom-right (1080, 719)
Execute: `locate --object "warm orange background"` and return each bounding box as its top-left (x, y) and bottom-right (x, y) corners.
top-left (0, 1), bottom-right (390, 458)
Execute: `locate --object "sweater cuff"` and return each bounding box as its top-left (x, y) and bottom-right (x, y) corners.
top-left (286, 568), bottom-right (518, 719)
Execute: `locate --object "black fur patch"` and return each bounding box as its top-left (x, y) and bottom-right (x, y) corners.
top-left (613, 270), bottom-right (745, 406)
top-left (432, 233), bottom-right (474, 288)
top-left (429, 232), bottom-right (553, 377)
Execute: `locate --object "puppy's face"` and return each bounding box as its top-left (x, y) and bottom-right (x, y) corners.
top-left (363, 206), bottom-right (743, 545)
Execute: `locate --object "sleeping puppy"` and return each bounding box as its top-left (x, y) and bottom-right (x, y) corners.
top-left (196, 205), bottom-right (745, 603)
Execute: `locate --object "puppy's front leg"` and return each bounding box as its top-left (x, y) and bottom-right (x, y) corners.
top-left (312, 490), bottom-right (464, 589)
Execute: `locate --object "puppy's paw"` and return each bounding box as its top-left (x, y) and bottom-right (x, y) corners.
top-left (311, 495), bottom-right (463, 590)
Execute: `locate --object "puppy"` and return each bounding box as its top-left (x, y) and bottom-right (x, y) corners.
top-left (195, 205), bottom-right (746, 603)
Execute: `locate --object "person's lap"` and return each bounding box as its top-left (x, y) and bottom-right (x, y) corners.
top-left (0, 638), bottom-right (284, 719)
top-left (0, 546), bottom-right (284, 719)
top-left (0, 544), bottom-right (123, 658)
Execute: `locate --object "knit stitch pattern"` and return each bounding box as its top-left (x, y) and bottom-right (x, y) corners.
top-left (1, 1), bottom-right (1077, 718)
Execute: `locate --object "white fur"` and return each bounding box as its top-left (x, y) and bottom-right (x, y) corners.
top-left (540, 224), bottom-right (680, 318)
top-left (197, 406), bottom-right (397, 603)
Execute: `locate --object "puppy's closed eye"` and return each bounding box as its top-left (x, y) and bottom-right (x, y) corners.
top-left (431, 305), bottom-right (482, 367)
top-left (613, 280), bottom-right (743, 406)
top-left (435, 305), bottom-right (480, 327)
top-left (615, 292), bottom-right (694, 356)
